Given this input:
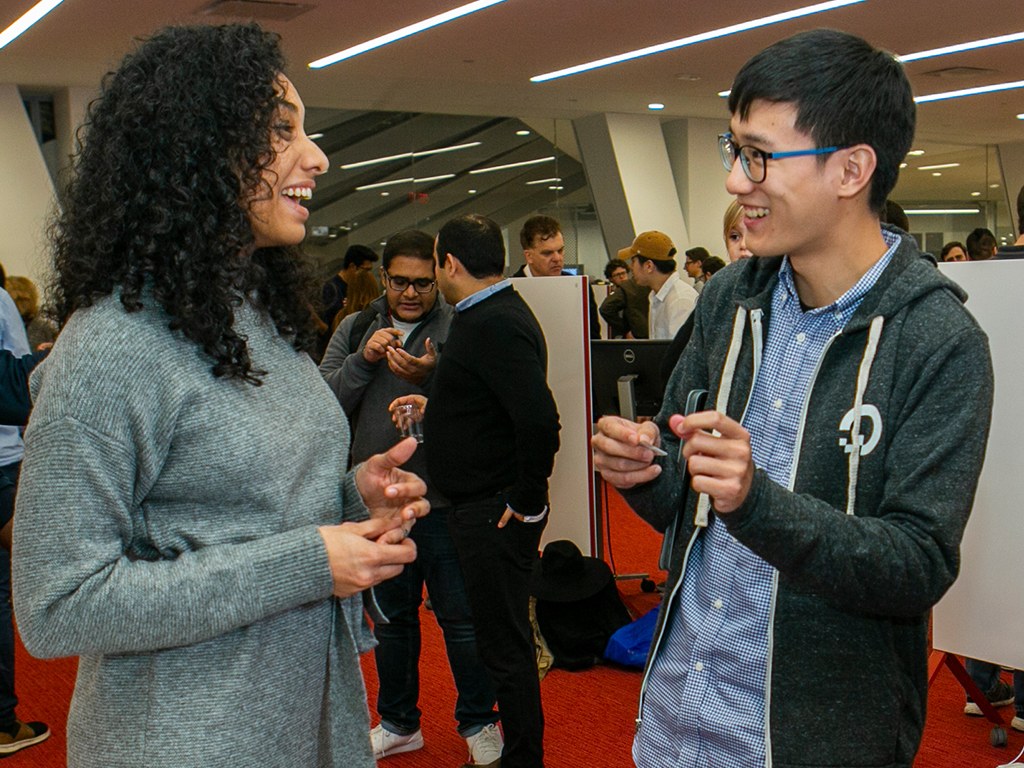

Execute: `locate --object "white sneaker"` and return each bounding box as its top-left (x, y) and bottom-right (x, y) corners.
top-left (1012, 715), bottom-right (1024, 733)
top-left (465, 723), bottom-right (503, 766)
top-left (370, 724), bottom-right (424, 759)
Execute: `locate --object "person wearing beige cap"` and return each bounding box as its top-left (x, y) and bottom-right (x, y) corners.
top-left (624, 231), bottom-right (698, 340)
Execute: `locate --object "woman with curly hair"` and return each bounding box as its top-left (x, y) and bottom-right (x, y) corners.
top-left (12, 23), bottom-right (428, 768)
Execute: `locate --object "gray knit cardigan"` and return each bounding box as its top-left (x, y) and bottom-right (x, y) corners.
top-left (13, 295), bottom-right (377, 768)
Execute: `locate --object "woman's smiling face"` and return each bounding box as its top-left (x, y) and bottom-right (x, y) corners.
top-left (247, 75), bottom-right (329, 249)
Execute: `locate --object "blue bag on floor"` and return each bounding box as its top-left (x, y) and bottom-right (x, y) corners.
top-left (603, 603), bottom-right (660, 668)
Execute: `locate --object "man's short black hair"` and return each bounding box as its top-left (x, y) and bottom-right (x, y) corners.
top-left (635, 255), bottom-right (676, 275)
top-left (343, 244), bottom-right (379, 270)
top-left (728, 29), bottom-right (915, 214)
top-left (883, 200), bottom-right (910, 232)
top-left (702, 256), bottom-right (727, 277)
top-left (383, 230), bottom-right (435, 271)
top-left (604, 258), bottom-right (629, 280)
top-left (520, 215), bottom-right (561, 250)
top-left (966, 227), bottom-right (997, 258)
top-left (684, 247), bottom-right (710, 265)
top-left (437, 214), bottom-right (505, 279)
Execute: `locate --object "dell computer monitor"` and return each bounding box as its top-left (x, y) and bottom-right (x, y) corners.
top-left (590, 340), bottom-right (671, 420)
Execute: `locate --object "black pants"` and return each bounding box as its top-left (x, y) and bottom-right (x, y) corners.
top-left (448, 493), bottom-right (547, 768)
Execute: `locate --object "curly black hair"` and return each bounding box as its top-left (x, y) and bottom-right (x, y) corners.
top-left (49, 23), bottom-right (318, 384)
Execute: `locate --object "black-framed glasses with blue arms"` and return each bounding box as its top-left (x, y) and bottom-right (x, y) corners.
top-left (384, 271), bottom-right (436, 294)
top-left (718, 132), bottom-right (849, 183)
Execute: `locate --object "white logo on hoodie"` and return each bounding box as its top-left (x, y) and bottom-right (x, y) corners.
top-left (838, 404), bottom-right (882, 456)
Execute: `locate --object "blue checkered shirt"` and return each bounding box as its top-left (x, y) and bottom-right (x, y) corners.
top-left (634, 231), bottom-right (898, 768)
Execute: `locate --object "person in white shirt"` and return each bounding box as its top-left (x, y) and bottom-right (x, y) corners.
top-left (623, 231), bottom-right (698, 340)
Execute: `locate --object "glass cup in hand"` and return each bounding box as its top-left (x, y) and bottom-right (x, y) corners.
top-left (393, 402), bottom-right (424, 443)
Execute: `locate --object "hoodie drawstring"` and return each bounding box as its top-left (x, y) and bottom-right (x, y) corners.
top-left (845, 315), bottom-right (884, 516)
top-left (695, 306), bottom-right (747, 528)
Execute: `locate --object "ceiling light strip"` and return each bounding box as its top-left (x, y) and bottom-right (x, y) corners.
top-left (530, 0), bottom-right (865, 83)
top-left (915, 80), bottom-right (1024, 103)
top-left (355, 178), bottom-right (414, 191)
top-left (310, 0), bottom-right (508, 68)
top-left (898, 32), bottom-right (1024, 63)
top-left (0, 0), bottom-right (67, 49)
top-left (904, 209), bottom-right (980, 215)
top-left (525, 177), bottom-right (562, 185)
top-left (355, 174), bottom-right (456, 191)
top-left (341, 142), bottom-right (481, 170)
top-left (917, 163), bottom-right (960, 170)
top-left (469, 156), bottom-right (555, 174)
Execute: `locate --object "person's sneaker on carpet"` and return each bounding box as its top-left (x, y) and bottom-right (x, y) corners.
top-left (370, 724), bottom-right (424, 758)
top-left (462, 722), bottom-right (503, 767)
top-left (1012, 713), bottom-right (1024, 733)
top-left (965, 680), bottom-right (1015, 716)
top-left (0, 719), bottom-right (50, 755)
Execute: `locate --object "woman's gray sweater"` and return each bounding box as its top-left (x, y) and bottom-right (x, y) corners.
top-left (13, 295), bottom-right (376, 768)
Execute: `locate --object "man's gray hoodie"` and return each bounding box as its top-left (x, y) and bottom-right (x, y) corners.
top-left (623, 226), bottom-right (994, 768)
top-left (320, 295), bottom-right (453, 508)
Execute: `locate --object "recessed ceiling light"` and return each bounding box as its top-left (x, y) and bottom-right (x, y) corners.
top-left (932, 172), bottom-right (942, 176)
top-left (309, 0), bottom-right (509, 68)
top-left (904, 208), bottom-right (981, 215)
top-left (468, 156), bottom-right (555, 174)
top-left (0, 0), bottom-right (67, 50)
top-left (308, 133), bottom-right (324, 140)
top-left (971, 191), bottom-right (981, 196)
top-left (916, 79), bottom-right (1024, 104)
top-left (516, 130), bottom-right (531, 136)
top-left (548, 185), bottom-right (564, 190)
top-left (897, 32), bottom-right (1024, 63)
top-left (381, 191), bottom-right (390, 196)
top-left (990, 183), bottom-right (1000, 188)
top-left (908, 150), bottom-right (925, 156)
top-left (900, 162), bottom-right (908, 168)
top-left (1017, 113), bottom-right (1024, 120)
top-left (526, 178), bottom-right (562, 185)
top-left (468, 189), bottom-right (477, 194)
top-left (648, 103), bottom-right (665, 110)
top-left (341, 142), bottom-right (481, 170)
top-left (718, 90), bottom-right (731, 98)
top-left (530, 0), bottom-right (866, 82)
top-left (919, 163), bottom-right (960, 170)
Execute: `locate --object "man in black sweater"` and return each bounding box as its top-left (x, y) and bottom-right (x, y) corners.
top-left (419, 214), bottom-right (560, 768)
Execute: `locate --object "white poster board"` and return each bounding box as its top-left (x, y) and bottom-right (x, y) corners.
top-left (933, 260), bottom-right (1024, 670)
top-left (511, 276), bottom-right (595, 555)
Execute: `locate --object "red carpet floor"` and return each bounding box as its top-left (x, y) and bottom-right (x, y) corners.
top-left (12, 485), bottom-right (1023, 767)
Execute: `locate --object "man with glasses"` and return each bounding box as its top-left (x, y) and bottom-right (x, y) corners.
top-left (319, 230), bottom-right (503, 767)
top-left (683, 247), bottom-right (710, 293)
top-left (593, 29), bottom-right (993, 768)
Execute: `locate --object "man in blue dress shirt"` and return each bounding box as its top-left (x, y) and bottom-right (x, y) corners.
top-left (592, 29), bottom-right (994, 768)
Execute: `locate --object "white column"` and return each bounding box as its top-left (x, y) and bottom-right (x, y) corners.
top-left (0, 84), bottom-right (57, 281)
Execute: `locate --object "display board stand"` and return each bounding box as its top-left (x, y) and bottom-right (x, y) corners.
top-left (933, 260), bottom-right (1024, 750)
top-left (510, 276), bottom-right (596, 555)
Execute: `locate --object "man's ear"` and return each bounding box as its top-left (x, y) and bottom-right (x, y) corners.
top-left (442, 252), bottom-right (458, 277)
top-left (836, 144), bottom-right (877, 201)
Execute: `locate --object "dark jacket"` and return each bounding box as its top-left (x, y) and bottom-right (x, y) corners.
top-left (319, 294), bottom-right (453, 508)
top-left (623, 227), bottom-right (994, 768)
top-left (599, 278), bottom-right (651, 339)
top-left (511, 266), bottom-right (601, 339)
top-left (424, 286), bottom-right (560, 516)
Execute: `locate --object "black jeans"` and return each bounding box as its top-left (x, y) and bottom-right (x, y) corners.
top-left (449, 493), bottom-right (547, 768)
top-left (373, 507), bottom-right (498, 736)
top-left (0, 461), bottom-right (19, 729)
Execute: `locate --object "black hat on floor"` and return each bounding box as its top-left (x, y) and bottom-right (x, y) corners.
top-left (530, 539), bottom-right (614, 603)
